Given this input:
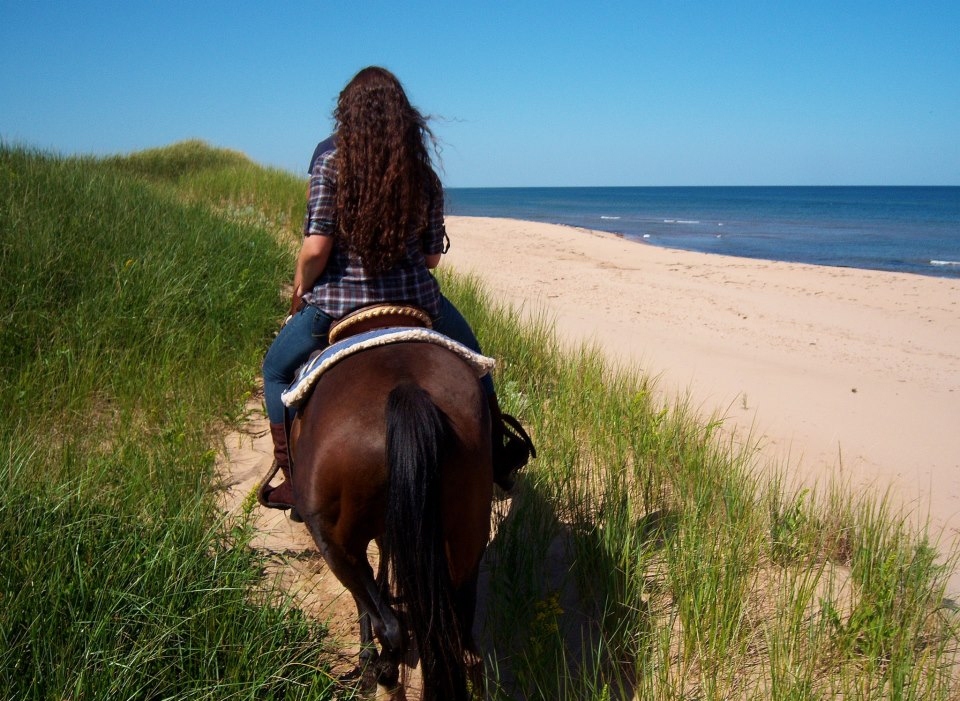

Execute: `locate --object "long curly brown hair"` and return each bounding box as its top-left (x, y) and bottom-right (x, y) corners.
top-left (334, 66), bottom-right (441, 274)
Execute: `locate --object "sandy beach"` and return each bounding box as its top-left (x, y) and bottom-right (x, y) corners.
top-left (443, 216), bottom-right (960, 590)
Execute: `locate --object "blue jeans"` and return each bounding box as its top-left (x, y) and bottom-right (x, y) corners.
top-left (433, 295), bottom-right (496, 398)
top-left (261, 295), bottom-right (493, 425)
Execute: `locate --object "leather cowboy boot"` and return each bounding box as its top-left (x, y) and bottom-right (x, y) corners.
top-left (258, 422), bottom-right (296, 511)
top-left (487, 394), bottom-right (536, 491)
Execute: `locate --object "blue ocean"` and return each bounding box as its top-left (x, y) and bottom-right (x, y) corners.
top-left (444, 187), bottom-right (960, 279)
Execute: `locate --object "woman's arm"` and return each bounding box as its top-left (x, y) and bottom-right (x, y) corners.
top-left (291, 151), bottom-right (338, 314)
top-left (424, 252), bottom-right (442, 269)
top-left (290, 234), bottom-right (334, 314)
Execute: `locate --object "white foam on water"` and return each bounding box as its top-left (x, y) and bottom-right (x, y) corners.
top-left (600, 215), bottom-right (621, 220)
top-left (930, 260), bottom-right (960, 266)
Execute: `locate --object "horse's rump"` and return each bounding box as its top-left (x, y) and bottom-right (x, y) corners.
top-left (292, 343), bottom-right (491, 538)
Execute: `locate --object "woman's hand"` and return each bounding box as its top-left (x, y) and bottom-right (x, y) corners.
top-left (289, 283), bottom-right (304, 317)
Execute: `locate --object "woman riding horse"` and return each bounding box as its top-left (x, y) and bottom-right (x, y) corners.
top-left (259, 65), bottom-right (533, 512)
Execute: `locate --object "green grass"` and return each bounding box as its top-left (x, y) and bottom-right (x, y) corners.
top-left (1, 143), bottom-right (338, 699)
top-left (3, 140), bottom-right (957, 700)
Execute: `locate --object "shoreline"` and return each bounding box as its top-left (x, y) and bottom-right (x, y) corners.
top-left (541, 220), bottom-right (960, 281)
top-left (442, 215), bottom-right (960, 590)
top-left (444, 185), bottom-right (960, 281)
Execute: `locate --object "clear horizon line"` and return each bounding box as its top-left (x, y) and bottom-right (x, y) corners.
top-left (444, 183), bottom-right (960, 189)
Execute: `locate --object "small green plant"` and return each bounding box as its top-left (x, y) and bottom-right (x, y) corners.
top-left (770, 488), bottom-right (812, 565)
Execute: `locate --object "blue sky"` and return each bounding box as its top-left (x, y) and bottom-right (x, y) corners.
top-left (2, 1), bottom-right (958, 186)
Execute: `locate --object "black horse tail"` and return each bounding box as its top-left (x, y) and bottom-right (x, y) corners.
top-left (382, 382), bottom-right (467, 701)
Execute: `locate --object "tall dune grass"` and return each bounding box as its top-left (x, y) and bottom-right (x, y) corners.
top-left (0, 144), bottom-right (336, 699)
top-left (104, 139), bottom-right (307, 243)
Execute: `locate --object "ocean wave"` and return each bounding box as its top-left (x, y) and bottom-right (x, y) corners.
top-left (930, 259), bottom-right (960, 266)
top-left (663, 219), bottom-right (701, 224)
top-left (600, 215), bottom-right (621, 220)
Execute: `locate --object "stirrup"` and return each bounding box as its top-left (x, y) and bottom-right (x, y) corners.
top-left (256, 460), bottom-right (283, 507)
top-left (256, 461), bottom-right (302, 522)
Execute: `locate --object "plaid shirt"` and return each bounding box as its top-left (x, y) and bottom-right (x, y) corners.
top-left (301, 150), bottom-right (446, 319)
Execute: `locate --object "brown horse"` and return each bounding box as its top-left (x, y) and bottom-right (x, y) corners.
top-left (290, 341), bottom-right (493, 700)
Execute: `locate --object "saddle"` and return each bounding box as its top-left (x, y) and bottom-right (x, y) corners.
top-left (328, 303), bottom-right (432, 344)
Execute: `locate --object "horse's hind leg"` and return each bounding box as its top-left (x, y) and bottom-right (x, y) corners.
top-left (455, 572), bottom-right (486, 693)
top-left (356, 607), bottom-right (379, 688)
top-left (303, 518), bottom-right (404, 684)
top-left (454, 573), bottom-right (480, 654)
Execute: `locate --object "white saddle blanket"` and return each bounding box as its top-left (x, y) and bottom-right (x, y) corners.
top-left (281, 327), bottom-right (496, 409)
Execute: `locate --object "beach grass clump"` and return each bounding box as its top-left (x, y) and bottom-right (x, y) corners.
top-left (104, 139), bottom-right (307, 243)
top-left (439, 270), bottom-right (960, 699)
top-left (0, 144), bottom-right (337, 699)
top-left (102, 139), bottom-right (252, 180)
